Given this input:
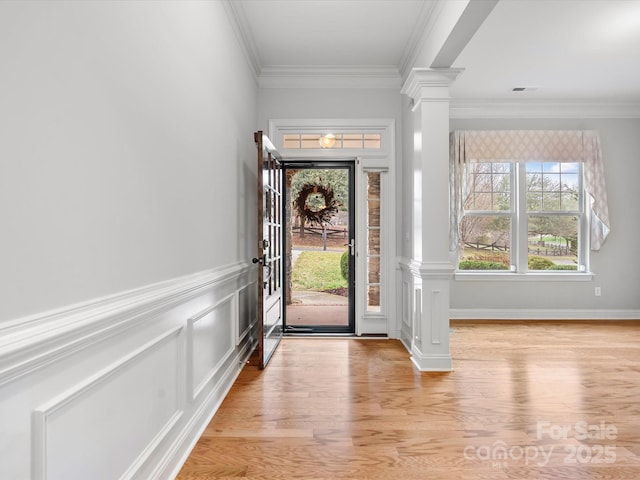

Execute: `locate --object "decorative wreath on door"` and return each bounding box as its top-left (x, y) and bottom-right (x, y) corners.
top-left (294, 183), bottom-right (339, 225)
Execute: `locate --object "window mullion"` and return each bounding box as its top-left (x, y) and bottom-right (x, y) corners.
top-left (516, 162), bottom-right (528, 272)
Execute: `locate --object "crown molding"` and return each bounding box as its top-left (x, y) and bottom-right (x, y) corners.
top-left (221, 0), bottom-right (262, 79)
top-left (450, 99), bottom-right (640, 119)
top-left (258, 65), bottom-right (402, 89)
top-left (398, 0), bottom-right (441, 80)
top-left (401, 68), bottom-right (465, 105)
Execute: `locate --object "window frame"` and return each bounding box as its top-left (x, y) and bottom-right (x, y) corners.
top-left (455, 160), bottom-right (593, 281)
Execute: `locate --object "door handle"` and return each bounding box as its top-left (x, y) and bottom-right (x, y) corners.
top-left (344, 239), bottom-right (355, 256)
top-left (252, 256), bottom-right (273, 288)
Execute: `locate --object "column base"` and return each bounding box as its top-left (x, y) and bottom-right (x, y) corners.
top-left (410, 347), bottom-right (453, 372)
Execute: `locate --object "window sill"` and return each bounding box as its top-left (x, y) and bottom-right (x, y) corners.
top-left (454, 272), bottom-right (594, 282)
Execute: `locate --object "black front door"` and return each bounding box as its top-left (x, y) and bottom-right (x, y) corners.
top-left (282, 162), bottom-right (355, 334)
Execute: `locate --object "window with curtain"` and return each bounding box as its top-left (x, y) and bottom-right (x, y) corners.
top-left (450, 131), bottom-right (610, 274)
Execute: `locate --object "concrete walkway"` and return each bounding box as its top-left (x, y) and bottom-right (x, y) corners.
top-left (291, 290), bottom-right (348, 306)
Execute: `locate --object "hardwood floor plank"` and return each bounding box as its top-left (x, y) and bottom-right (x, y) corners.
top-left (177, 322), bottom-right (640, 479)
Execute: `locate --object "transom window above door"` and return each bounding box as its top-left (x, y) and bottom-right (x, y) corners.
top-left (283, 133), bottom-right (382, 150)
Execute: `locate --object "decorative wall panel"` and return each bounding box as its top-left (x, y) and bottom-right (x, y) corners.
top-left (33, 328), bottom-right (183, 480)
top-left (0, 263), bottom-right (256, 480)
top-left (189, 295), bottom-right (235, 400)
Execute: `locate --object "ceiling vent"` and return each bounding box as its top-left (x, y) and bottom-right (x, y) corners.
top-left (512, 86), bottom-right (538, 92)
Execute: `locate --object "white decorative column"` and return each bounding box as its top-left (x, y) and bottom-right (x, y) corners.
top-left (401, 68), bottom-right (463, 371)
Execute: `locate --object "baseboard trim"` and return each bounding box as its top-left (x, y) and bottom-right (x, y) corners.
top-left (410, 351), bottom-right (453, 372)
top-left (450, 308), bottom-right (640, 320)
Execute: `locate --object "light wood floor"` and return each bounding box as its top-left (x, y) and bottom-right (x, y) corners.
top-left (177, 321), bottom-right (640, 479)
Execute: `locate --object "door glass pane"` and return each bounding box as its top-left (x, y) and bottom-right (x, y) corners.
top-left (343, 134), bottom-right (363, 149)
top-left (301, 134), bottom-right (321, 149)
top-left (283, 134), bottom-right (300, 149)
top-left (285, 167), bottom-right (353, 332)
top-left (364, 134), bottom-right (381, 149)
top-left (366, 172), bottom-right (381, 312)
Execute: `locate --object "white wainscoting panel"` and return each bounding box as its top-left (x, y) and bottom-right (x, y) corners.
top-left (236, 283), bottom-right (255, 346)
top-left (430, 289), bottom-right (442, 345)
top-left (0, 262), bottom-right (257, 480)
top-left (189, 295), bottom-right (235, 401)
top-left (33, 327), bottom-right (183, 480)
top-left (396, 260), bottom-right (414, 352)
top-left (401, 281), bottom-right (410, 328)
top-left (413, 288), bottom-right (422, 350)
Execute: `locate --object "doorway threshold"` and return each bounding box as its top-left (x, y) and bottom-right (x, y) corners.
top-left (284, 331), bottom-right (389, 339)
top-left (284, 331), bottom-right (357, 338)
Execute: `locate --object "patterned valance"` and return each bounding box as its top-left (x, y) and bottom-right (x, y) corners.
top-left (456, 130), bottom-right (591, 162)
top-left (450, 130), bottom-right (610, 252)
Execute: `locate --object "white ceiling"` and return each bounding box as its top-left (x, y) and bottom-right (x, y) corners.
top-left (451, 0), bottom-right (640, 100)
top-left (233, 0), bottom-right (430, 68)
top-left (232, 0), bottom-right (640, 102)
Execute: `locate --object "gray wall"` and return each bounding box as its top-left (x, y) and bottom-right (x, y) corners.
top-left (450, 118), bottom-right (640, 312)
top-left (259, 86), bottom-right (405, 253)
top-left (0, 1), bottom-right (259, 322)
top-left (258, 88), bottom-right (403, 128)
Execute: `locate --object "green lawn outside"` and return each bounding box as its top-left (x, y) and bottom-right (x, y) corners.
top-left (292, 251), bottom-right (348, 291)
